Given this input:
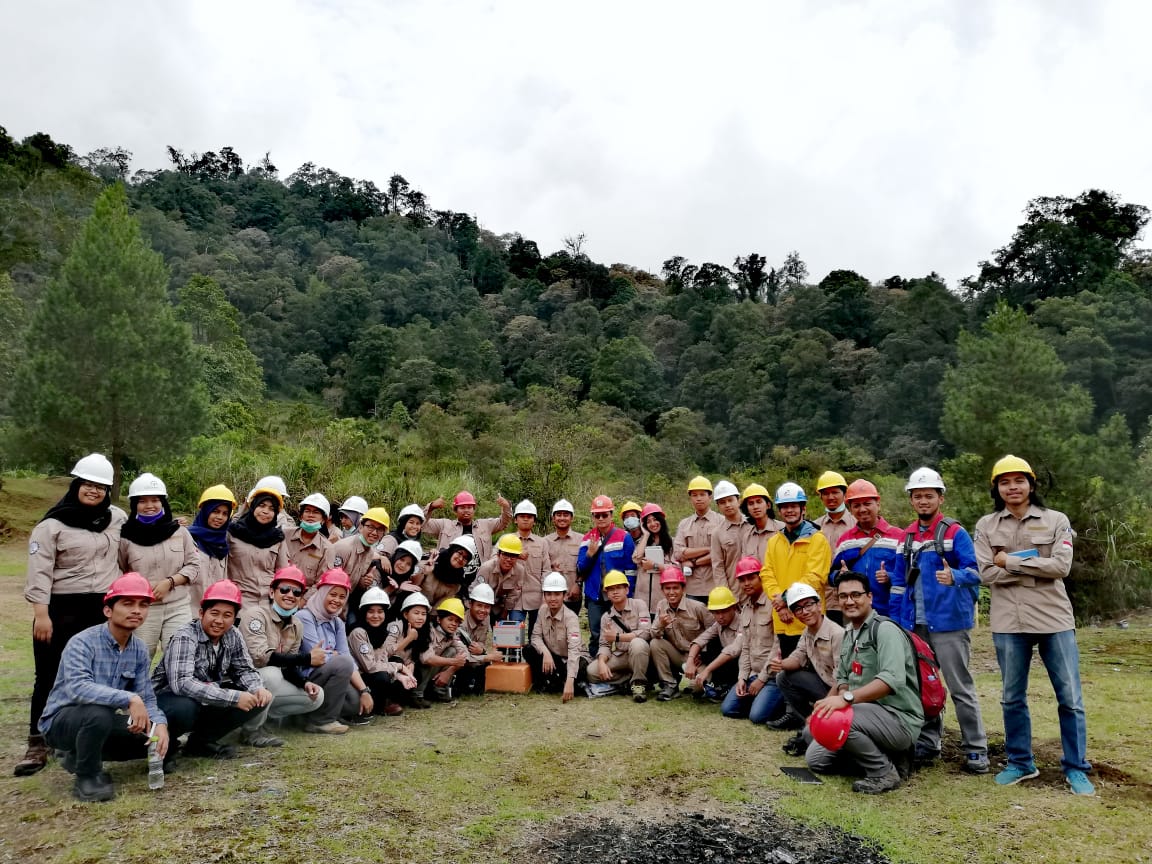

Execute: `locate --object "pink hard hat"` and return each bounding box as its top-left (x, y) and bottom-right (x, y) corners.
top-left (316, 567), bottom-right (352, 591)
top-left (104, 572), bottom-right (155, 604)
top-left (453, 491), bottom-right (477, 508)
top-left (809, 706), bottom-right (854, 752)
top-left (640, 502), bottom-right (664, 521)
top-left (201, 579), bottom-right (243, 609)
top-left (272, 565), bottom-right (307, 589)
top-left (659, 565), bottom-right (686, 585)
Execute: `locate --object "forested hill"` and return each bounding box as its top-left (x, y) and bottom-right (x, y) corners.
top-left (2, 127), bottom-right (1151, 614)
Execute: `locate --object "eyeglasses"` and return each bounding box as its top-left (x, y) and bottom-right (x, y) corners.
top-left (837, 591), bottom-right (868, 601)
top-left (361, 524), bottom-right (386, 535)
top-left (792, 599), bottom-right (820, 612)
top-left (276, 586), bottom-right (304, 597)
top-left (591, 512), bottom-right (612, 518)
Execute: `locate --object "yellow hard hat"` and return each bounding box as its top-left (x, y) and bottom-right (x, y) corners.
top-left (496, 534), bottom-right (523, 556)
top-left (619, 500), bottom-right (642, 518)
top-left (247, 486), bottom-right (284, 508)
top-left (816, 471), bottom-right (848, 491)
top-left (602, 570), bottom-right (629, 589)
top-left (740, 483), bottom-right (770, 503)
top-left (198, 484), bottom-right (237, 508)
top-left (362, 507), bottom-right (391, 530)
top-left (707, 586), bottom-right (739, 610)
top-left (990, 455), bottom-right (1035, 484)
top-left (436, 597), bottom-right (466, 620)
top-left (687, 475), bottom-right (713, 493)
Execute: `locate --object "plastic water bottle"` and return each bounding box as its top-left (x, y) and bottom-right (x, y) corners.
top-left (147, 726), bottom-right (164, 790)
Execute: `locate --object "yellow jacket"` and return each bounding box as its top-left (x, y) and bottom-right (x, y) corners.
top-left (759, 522), bottom-right (831, 636)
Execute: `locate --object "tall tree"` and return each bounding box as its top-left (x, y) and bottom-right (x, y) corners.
top-left (13, 184), bottom-right (208, 492)
top-left (176, 274), bottom-right (265, 405)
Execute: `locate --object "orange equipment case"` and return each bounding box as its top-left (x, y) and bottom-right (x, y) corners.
top-left (484, 662), bottom-right (532, 694)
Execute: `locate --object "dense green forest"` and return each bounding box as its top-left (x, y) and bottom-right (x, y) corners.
top-left (1, 126), bottom-right (1150, 616)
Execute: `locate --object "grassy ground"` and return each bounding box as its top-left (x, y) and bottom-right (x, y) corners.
top-left (0, 477), bottom-right (1149, 864)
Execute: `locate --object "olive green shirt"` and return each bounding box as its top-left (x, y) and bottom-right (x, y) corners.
top-left (836, 611), bottom-right (924, 738)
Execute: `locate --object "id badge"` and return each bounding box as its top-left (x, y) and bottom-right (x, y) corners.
top-left (851, 661), bottom-right (863, 676)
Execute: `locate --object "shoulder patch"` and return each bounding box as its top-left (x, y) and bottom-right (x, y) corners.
top-left (247, 618), bottom-right (263, 633)
top-left (359, 642), bottom-right (371, 655)
top-left (28, 541), bottom-right (39, 555)
top-left (333, 556), bottom-right (344, 567)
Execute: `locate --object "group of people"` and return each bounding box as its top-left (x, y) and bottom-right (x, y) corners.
top-left (15, 453), bottom-right (1095, 802)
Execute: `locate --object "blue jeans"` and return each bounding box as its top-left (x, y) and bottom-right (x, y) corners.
top-left (721, 675), bottom-right (785, 724)
top-left (993, 630), bottom-right (1090, 774)
top-left (585, 597), bottom-right (609, 656)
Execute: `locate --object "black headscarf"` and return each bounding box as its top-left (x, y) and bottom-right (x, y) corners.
top-left (432, 546), bottom-right (466, 587)
top-left (350, 604), bottom-right (391, 649)
top-left (120, 496), bottom-right (180, 547)
top-left (40, 477), bottom-right (113, 533)
top-left (228, 493), bottom-right (285, 549)
top-left (189, 499), bottom-right (232, 559)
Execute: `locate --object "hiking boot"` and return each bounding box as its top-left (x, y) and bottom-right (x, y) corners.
top-left (239, 728), bottom-right (284, 748)
top-left (781, 733), bottom-right (807, 757)
top-left (381, 701), bottom-right (404, 716)
top-left (852, 766), bottom-right (902, 794)
top-left (183, 739), bottom-right (238, 759)
top-left (410, 697), bottom-right (432, 709)
top-left (72, 774), bottom-right (116, 803)
top-left (964, 752), bottom-right (990, 774)
top-left (1065, 770), bottom-right (1096, 796)
top-left (631, 683), bottom-right (648, 703)
top-left (14, 735), bottom-right (49, 777)
top-left (305, 721), bottom-right (349, 735)
top-left (913, 745), bottom-right (940, 769)
top-left (994, 765), bottom-right (1040, 786)
top-left (656, 683), bottom-right (679, 702)
top-left (765, 711), bottom-right (804, 731)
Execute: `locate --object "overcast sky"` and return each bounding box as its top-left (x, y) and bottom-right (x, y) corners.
top-left (2, 0), bottom-right (1150, 286)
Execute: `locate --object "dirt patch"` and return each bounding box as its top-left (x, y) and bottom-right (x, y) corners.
top-left (525, 809), bottom-right (889, 864)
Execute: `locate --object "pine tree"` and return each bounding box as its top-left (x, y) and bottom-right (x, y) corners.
top-left (13, 184), bottom-right (208, 493)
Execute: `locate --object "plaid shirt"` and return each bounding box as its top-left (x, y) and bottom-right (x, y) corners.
top-left (39, 623), bottom-right (165, 734)
top-left (151, 620), bottom-right (263, 707)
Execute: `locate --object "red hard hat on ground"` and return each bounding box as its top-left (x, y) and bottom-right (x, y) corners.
top-left (809, 706), bottom-right (854, 751)
top-left (845, 479), bottom-right (880, 502)
top-left (640, 502), bottom-right (664, 521)
top-left (201, 579), bottom-right (243, 609)
top-left (316, 567), bottom-right (352, 591)
top-left (453, 491), bottom-right (477, 508)
top-left (659, 565), bottom-right (686, 585)
top-left (104, 572), bottom-right (155, 604)
top-left (590, 495), bottom-right (614, 513)
top-left (272, 565), bottom-right (307, 589)
top-left (734, 555), bottom-right (763, 580)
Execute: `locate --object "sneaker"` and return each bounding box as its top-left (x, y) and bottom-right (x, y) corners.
top-left (304, 721), bottom-right (349, 735)
top-left (72, 774), bottom-right (116, 803)
top-left (994, 765), bottom-right (1040, 786)
top-left (964, 752), bottom-right (990, 775)
top-left (240, 729), bottom-right (284, 748)
top-left (1065, 770), bottom-right (1096, 796)
top-left (631, 683), bottom-right (648, 703)
top-left (342, 714), bottom-right (373, 727)
top-left (781, 733), bottom-right (807, 757)
top-left (656, 683), bottom-right (678, 702)
top-left (765, 711), bottom-right (804, 731)
top-left (852, 766), bottom-right (902, 794)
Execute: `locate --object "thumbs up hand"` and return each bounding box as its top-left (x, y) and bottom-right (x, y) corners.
top-left (876, 561), bottom-right (890, 585)
top-left (936, 560), bottom-right (954, 586)
top-left (839, 559), bottom-right (849, 573)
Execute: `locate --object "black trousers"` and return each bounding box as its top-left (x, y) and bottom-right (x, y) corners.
top-left (777, 667), bottom-right (830, 718)
top-left (43, 705), bottom-right (148, 778)
top-left (524, 644), bottom-right (589, 693)
top-left (362, 670), bottom-right (406, 708)
top-left (157, 693), bottom-right (251, 748)
top-left (30, 593), bottom-right (106, 736)
top-left (697, 640), bottom-right (739, 690)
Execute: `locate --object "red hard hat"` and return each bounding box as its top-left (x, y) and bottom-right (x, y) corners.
top-left (316, 567), bottom-right (352, 591)
top-left (590, 494), bottom-right (614, 513)
top-left (272, 565), bottom-right (307, 589)
top-left (201, 579), bottom-right (243, 609)
top-left (104, 572), bottom-right (155, 604)
top-left (640, 502), bottom-right (664, 521)
top-left (809, 706), bottom-right (854, 751)
top-left (845, 479), bottom-right (880, 502)
top-left (453, 490), bottom-right (477, 508)
top-left (659, 565), bottom-right (686, 585)
top-left (735, 555), bottom-right (763, 580)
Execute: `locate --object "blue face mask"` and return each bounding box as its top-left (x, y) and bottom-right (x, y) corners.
top-left (273, 602), bottom-right (298, 617)
top-left (623, 516), bottom-right (641, 531)
top-left (136, 509), bottom-right (165, 524)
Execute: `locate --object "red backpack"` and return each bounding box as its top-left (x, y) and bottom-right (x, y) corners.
top-left (877, 617), bottom-right (947, 718)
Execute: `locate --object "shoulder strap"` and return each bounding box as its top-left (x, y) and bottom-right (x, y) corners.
top-left (933, 517), bottom-right (957, 558)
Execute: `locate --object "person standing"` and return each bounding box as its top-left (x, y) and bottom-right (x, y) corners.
top-left (975, 455), bottom-right (1094, 795)
top-left (16, 454), bottom-right (126, 777)
top-left (577, 495), bottom-right (636, 655)
top-left (227, 485), bottom-right (290, 609)
top-left (544, 499), bottom-right (582, 614)
top-left (187, 485), bottom-right (236, 608)
top-left (632, 503), bottom-right (675, 614)
top-left (512, 500), bottom-right (550, 633)
top-left (422, 490), bottom-right (512, 564)
top-left (673, 476), bottom-right (724, 602)
top-left (830, 480), bottom-right (905, 618)
top-left (738, 483), bottom-right (783, 580)
top-left (710, 480), bottom-right (747, 593)
top-left (330, 506), bottom-right (390, 627)
top-left (284, 493), bottom-right (335, 587)
top-left (813, 471), bottom-right (855, 625)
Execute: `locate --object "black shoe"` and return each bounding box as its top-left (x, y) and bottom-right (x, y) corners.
top-left (781, 732), bottom-right (807, 757)
top-left (59, 750), bottom-right (77, 775)
top-left (73, 774), bottom-right (116, 802)
top-left (912, 746), bottom-right (939, 770)
top-left (183, 739), bottom-right (238, 760)
top-left (656, 683), bottom-right (679, 702)
top-left (765, 711), bottom-right (804, 731)
top-left (342, 714), bottom-right (373, 726)
top-left (852, 766), bottom-right (902, 794)
top-left (411, 697), bottom-right (432, 709)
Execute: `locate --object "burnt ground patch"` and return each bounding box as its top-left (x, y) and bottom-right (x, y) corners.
top-left (526, 809), bottom-right (889, 864)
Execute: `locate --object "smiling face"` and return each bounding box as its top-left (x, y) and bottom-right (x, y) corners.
top-left (542, 591), bottom-right (565, 613)
top-left (997, 472), bottom-right (1032, 507)
top-left (737, 571), bottom-right (762, 600)
top-left (454, 504), bottom-right (475, 525)
top-left (451, 548), bottom-right (472, 569)
top-left (206, 503), bottom-right (231, 529)
top-left (644, 513), bottom-right (662, 534)
top-left (402, 516), bottom-right (423, 537)
top-left (272, 581), bottom-right (304, 609)
top-left (135, 495), bottom-right (163, 517)
top-left (77, 480), bottom-right (107, 506)
top-left (744, 496), bottom-right (769, 523)
top-left (552, 511), bottom-right (572, 531)
top-left (324, 586), bottom-right (349, 615)
top-left (360, 519), bottom-right (386, 544)
top-left (848, 497), bottom-right (879, 530)
top-left (661, 581), bottom-right (685, 606)
top-left (909, 488), bottom-right (942, 520)
top-left (405, 606), bottom-right (428, 628)
top-left (716, 495), bottom-right (740, 519)
top-left (605, 583), bottom-right (629, 607)
top-left (199, 602), bottom-right (237, 641)
top-left (300, 505), bottom-right (326, 525)
top-left (470, 600), bottom-right (493, 621)
top-left (837, 577), bottom-right (873, 625)
top-left (364, 604), bottom-right (388, 627)
top-left (790, 596), bottom-right (822, 628)
top-left (439, 612), bottom-right (462, 634)
top-left (778, 502), bottom-right (804, 528)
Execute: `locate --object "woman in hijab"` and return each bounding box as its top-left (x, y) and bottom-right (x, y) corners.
top-left (118, 472), bottom-right (200, 657)
top-left (227, 484), bottom-right (290, 609)
top-left (296, 568), bottom-right (372, 731)
top-left (414, 536), bottom-right (473, 608)
top-left (16, 454), bottom-right (126, 777)
top-left (187, 485), bottom-right (236, 608)
top-left (346, 587), bottom-right (413, 716)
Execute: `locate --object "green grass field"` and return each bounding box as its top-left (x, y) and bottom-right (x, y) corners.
top-left (0, 477), bottom-right (1149, 863)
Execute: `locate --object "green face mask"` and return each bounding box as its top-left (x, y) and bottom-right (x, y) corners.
top-left (300, 520), bottom-right (322, 533)
top-left (358, 533), bottom-right (372, 547)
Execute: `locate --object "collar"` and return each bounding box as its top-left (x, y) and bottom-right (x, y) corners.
top-left (913, 512), bottom-right (946, 536)
top-left (849, 610), bottom-right (878, 634)
top-left (99, 622), bottom-right (131, 652)
top-left (995, 504), bottom-right (1045, 522)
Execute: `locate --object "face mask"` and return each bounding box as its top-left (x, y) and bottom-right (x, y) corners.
top-left (300, 520), bottom-right (322, 533)
top-left (136, 509), bottom-right (165, 524)
top-left (623, 517), bottom-right (641, 531)
top-left (829, 503), bottom-right (847, 515)
top-left (358, 533), bottom-right (372, 547)
top-left (273, 602), bottom-right (298, 617)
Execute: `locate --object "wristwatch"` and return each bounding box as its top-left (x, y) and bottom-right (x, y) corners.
top-left (842, 690), bottom-right (855, 703)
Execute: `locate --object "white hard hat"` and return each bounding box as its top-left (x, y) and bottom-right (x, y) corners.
top-left (127, 472), bottom-right (167, 499)
top-left (255, 475), bottom-right (288, 497)
top-left (395, 540), bottom-right (424, 561)
top-left (341, 496), bottom-right (368, 515)
top-left (398, 503), bottom-right (425, 523)
top-left (785, 582), bottom-right (821, 609)
top-left (542, 571), bottom-right (568, 593)
top-left (774, 482), bottom-right (807, 505)
top-left (71, 453), bottom-right (114, 486)
top-left (359, 586), bottom-right (391, 608)
top-left (449, 535), bottom-right (477, 556)
top-left (551, 499), bottom-right (574, 515)
top-left (905, 467), bottom-right (946, 493)
top-left (514, 499), bottom-right (538, 517)
top-left (468, 582), bottom-right (496, 604)
top-left (713, 480), bottom-right (740, 501)
top-left (300, 492), bottom-right (331, 517)
top-left (401, 591), bottom-right (431, 611)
